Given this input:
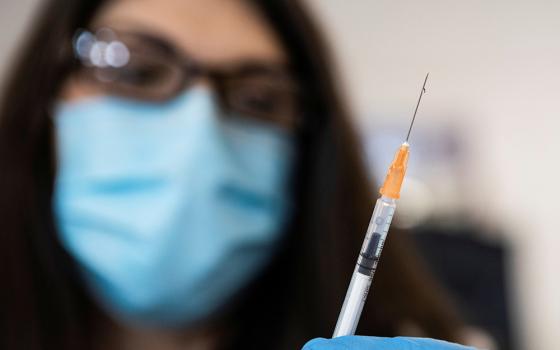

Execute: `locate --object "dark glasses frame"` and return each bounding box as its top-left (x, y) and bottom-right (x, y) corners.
top-left (72, 27), bottom-right (303, 130)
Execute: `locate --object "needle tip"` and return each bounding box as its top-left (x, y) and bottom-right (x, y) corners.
top-left (405, 73), bottom-right (430, 142)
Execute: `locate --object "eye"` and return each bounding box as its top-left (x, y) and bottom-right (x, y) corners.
top-left (224, 76), bottom-right (300, 129)
top-left (234, 85), bottom-right (284, 114)
top-left (113, 61), bottom-right (173, 86)
top-left (87, 53), bottom-right (185, 101)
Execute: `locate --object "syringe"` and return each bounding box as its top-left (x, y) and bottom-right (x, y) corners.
top-left (332, 73), bottom-right (429, 338)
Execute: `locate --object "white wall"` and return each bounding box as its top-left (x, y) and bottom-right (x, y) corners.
top-left (305, 1), bottom-right (560, 349)
top-left (0, 0), bottom-right (40, 90)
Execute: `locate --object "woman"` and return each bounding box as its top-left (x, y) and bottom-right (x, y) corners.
top-left (0, 0), bottom-right (473, 349)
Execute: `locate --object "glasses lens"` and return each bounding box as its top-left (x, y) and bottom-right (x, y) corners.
top-left (223, 73), bottom-right (301, 130)
top-left (77, 34), bottom-right (186, 101)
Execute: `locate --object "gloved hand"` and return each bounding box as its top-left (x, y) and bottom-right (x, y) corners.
top-left (303, 336), bottom-right (477, 350)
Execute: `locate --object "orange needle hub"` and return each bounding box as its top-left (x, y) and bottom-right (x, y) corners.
top-left (379, 142), bottom-right (410, 199)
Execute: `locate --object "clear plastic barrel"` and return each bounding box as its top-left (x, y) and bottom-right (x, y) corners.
top-left (333, 196), bottom-right (396, 337)
top-left (356, 196), bottom-right (396, 277)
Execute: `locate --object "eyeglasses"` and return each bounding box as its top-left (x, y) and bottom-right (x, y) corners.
top-left (72, 28), bottom-right (302, 130)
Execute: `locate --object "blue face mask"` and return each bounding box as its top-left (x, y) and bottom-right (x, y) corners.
top-left (53, 89), bottom-right (294, 327)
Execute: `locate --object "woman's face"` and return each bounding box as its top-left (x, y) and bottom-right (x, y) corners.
top-left (62, 0), bottom-right (287, 100)
top-left (54, 0), bottom-right (296, 327)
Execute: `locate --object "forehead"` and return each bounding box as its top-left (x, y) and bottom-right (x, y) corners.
top-left (92, 0), bottom-right (287, 65)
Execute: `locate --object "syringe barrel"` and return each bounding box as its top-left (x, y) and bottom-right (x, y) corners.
top-left (332, 196), bottom-right (396, 338)
top-left (356, 196), bottom-right (396, 276)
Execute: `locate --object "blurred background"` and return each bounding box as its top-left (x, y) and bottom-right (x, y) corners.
top-left (1, 0), bottom-right (559, 349)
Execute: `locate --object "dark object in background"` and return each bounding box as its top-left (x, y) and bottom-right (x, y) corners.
top-left (411, 226), bottom-right (514, 350)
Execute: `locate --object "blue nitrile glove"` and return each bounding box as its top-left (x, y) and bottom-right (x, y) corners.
top-left (303, 336), bottom-right (477, 350)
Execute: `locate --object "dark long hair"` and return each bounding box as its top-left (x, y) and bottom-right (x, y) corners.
top-left (0, 0), bottom-right (465, 349)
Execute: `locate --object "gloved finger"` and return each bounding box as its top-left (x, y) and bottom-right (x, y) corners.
top-left (302, 336), bottom-right (477, 350)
